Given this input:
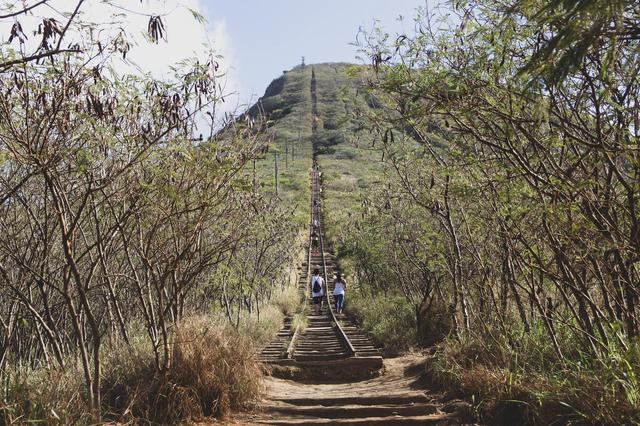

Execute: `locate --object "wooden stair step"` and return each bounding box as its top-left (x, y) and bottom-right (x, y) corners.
top-left (251, 413), bottom-right (452, 425)
top-left (263, 402), bottom-right (438, 418)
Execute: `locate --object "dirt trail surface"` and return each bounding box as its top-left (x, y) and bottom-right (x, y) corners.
top-left (227, 353), bottom-right (475, 425)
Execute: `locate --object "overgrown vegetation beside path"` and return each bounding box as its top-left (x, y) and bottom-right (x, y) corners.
top-left (0, 2), bottom-right (308, 423)
top-left (317, 0), bottom-right (640, 423)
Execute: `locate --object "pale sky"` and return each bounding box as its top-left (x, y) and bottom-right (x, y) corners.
top-left (198, 0), bottom-right (428, 105)
top-left (1, 0), bottom-right (432, 111)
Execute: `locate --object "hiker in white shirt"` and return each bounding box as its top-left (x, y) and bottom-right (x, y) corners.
top-left (311, 268), bottom-right (325, 315)
top-left (333, 273), bottom-right (347, 314)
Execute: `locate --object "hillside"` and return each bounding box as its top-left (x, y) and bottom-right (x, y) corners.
top-left (250, 63), bottom-right (386, 240)
top-left (242, 65), bottom-right (313, 226)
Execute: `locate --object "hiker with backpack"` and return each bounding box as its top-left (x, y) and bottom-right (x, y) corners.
top-left (311, 230), bottom-right (319, 250)
top-left (333, 273), bottom-right (347, 314)
top-left (311, 268), bottom-right (325, 315)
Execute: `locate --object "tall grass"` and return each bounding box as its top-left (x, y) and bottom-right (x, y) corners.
top-left (1, 313), bottom-right (275, 425)
top-left (427, 323), bottom-right (640, 425)
top-left (102, 315), bottom-right (262, 423)
top-left (292, 305), bottom-right (309, 333)
top-left (1, 363), bottom-right (88, 425)
top-left (272, 284), bottom-right (303, 317)
top-left (237, 304), bottom-right (286, 349)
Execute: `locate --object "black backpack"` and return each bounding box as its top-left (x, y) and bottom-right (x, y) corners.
top-left (312, 276), bottom-right (321, 293)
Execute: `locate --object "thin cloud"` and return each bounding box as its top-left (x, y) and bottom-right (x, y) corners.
top-left (1, 0), bottom-right (242, 119)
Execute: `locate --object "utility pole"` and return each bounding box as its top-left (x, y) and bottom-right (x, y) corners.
top-left (274, 151), bottom-right (279, 196)
top-left (295, 129), bottom-right (301, 162)
top-left (285, 139), bottom-right (289, 169)
top-left (252, 158), bottom-right (257, 197)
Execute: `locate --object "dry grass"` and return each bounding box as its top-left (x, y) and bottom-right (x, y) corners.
top-left (292, 310), bottom-right (309, 333)
top-left (237, 305), bottom-right (285, 348)
top-left (0, 363), bottom-right (89, 425)
top-left (102, 315), bottom-right (263, 424)
top-left (1, 311), bottom-right (285, 425)
top-left (426, 331), bottom-right (640, 425)
top-left (272, 284), bottom-right (303, 317)
top-left (0, 290), bottom-right (301, 425)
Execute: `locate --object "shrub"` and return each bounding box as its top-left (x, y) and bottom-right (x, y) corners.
top-left (239, 305), bottom-right (285, 348)
top-left (416, 297), bottom-right (452, 347)
top-left (335, 150), bottom-right (356, 160)
top-left (348, 292), bottom-right (417, 355)
top-left (426, 326), bottom-right (640, 425)
top-left (323, 115), bottom-right (339, 130)
top-left (272, 284), bottom-right (303, 317)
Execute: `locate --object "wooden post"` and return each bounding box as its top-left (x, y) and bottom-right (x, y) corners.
top-left (253, 158), bottom-right (257, 196)
top-left (274, 151), bottom-right (279, 196)
top-left (295, 129), bottom-right (300, 162)
top-left (285, 139), bottom-right (289, 169)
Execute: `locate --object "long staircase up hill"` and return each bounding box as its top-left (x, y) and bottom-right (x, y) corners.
top-left (259, 65), bottom-right (381, 379)
top-left (259, 163), bottom-right (382, 379)
top-left (250, 64), bottom-right (472, 426)
top-left (254, 65), bottom-right (456, 425)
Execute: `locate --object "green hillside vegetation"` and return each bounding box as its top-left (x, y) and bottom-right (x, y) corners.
top-left (246, 63), bottom-right (385, 230)
top-left (246, 65), bottom-right (313, 226)
top-left (308, 64), bottom-right (385, 241)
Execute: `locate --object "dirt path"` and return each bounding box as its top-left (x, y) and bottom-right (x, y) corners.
top-left (228, 353), bottom-right (475, 425)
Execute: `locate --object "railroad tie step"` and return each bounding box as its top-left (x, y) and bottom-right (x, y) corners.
top-left (296, 342), bottom-right (344, 347)
top-left (263, 402), bottom-right (439, 419)
top-left (294, 353), bottom-right (351, 361)
top-left (251, 413), bottom-right (452, 425)
top-left (277, 394), bottom-right (431, 406)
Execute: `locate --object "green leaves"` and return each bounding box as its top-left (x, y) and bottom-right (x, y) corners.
top-left (187, 7), bottom-right (207, 25)
top-left (352, 0), bottom-right (640, 371)
top-left (515, 0), bottom-right (634, 85)
top-left (75, 148), bottom-right (93, 173)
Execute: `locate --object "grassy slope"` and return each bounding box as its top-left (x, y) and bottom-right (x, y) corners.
top-left (247, 65), bottom-right (313, 226)
top-left (248, 62), bottom-right (383, 236)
